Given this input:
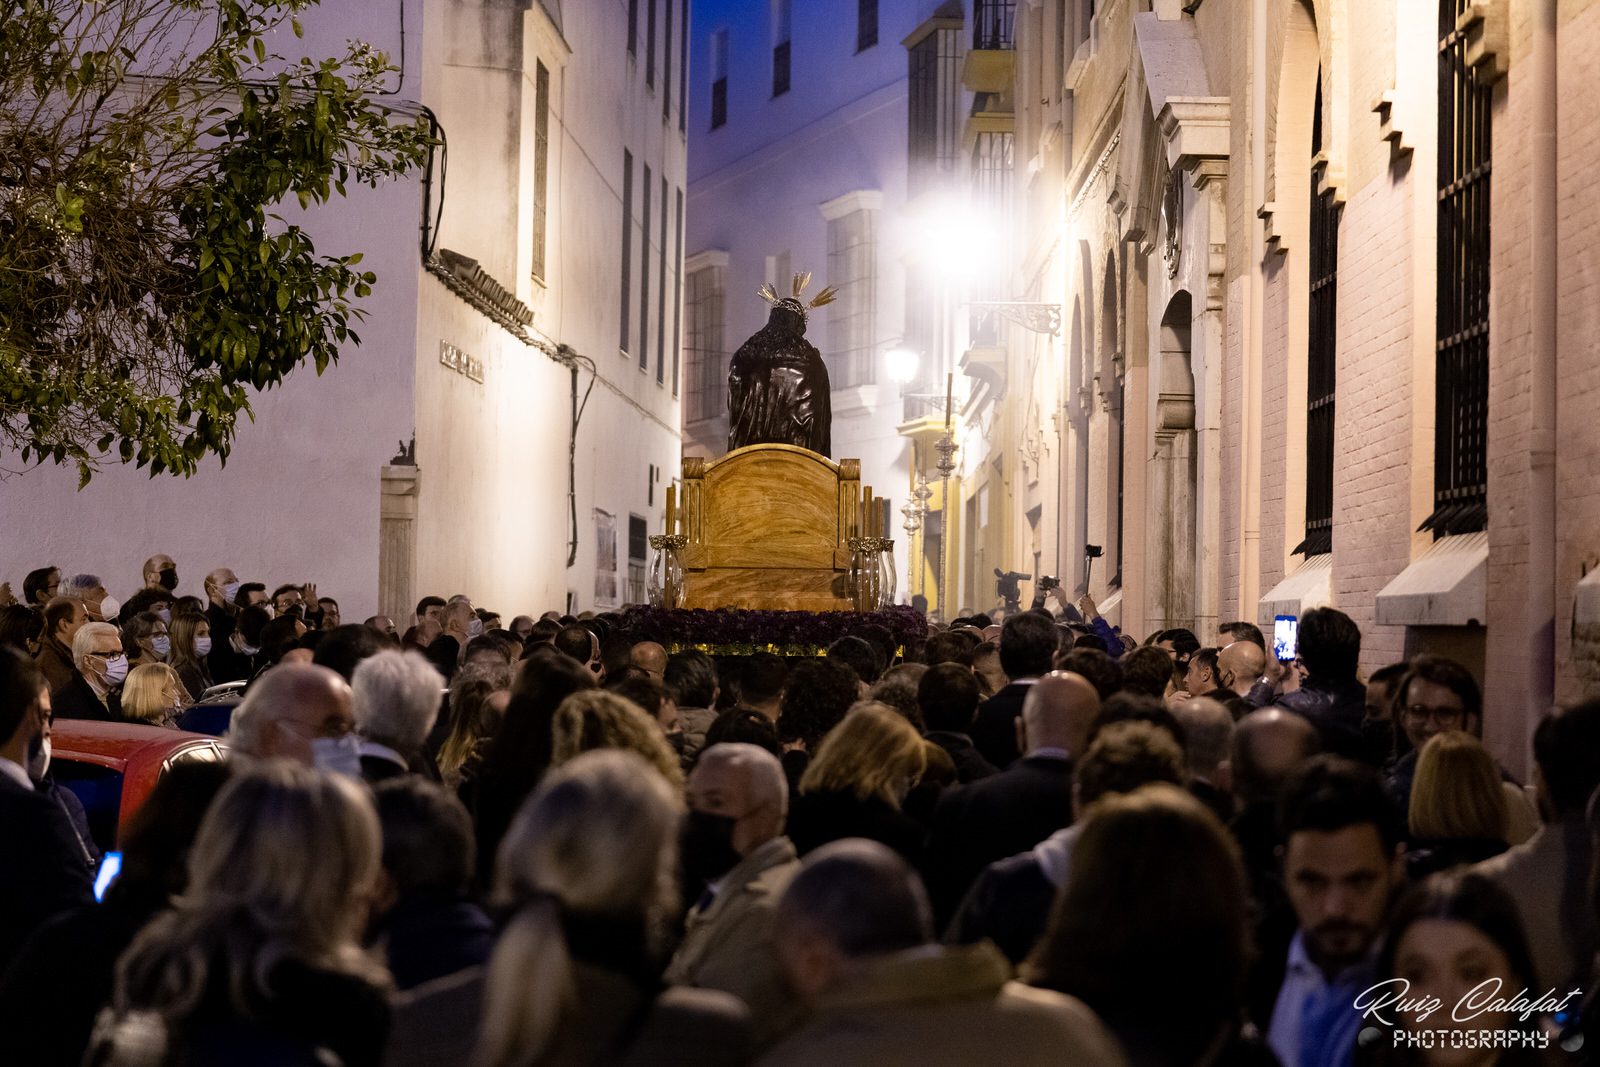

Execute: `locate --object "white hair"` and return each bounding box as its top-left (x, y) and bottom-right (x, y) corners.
top-left (351, 650), bottom-right (443, 753)
top-left (64, 573), bottom-right (103, 599)
top-left (72, 621), bottom-right (119, 666)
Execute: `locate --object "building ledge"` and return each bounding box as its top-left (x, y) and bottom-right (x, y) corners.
top-left (1259, 553), bottom-right (1332, 625)
top-left (1374, 532), bottom-right (1488, 627)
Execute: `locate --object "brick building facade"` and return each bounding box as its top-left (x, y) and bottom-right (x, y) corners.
top-left (955, 0), bottom-right (1598, 775)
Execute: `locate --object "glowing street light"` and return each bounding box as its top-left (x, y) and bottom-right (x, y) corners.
top-left (885, 345), bottom-right (920, 385)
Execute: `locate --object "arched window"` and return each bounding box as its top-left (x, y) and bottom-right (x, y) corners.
top-left (1425, 0), bottom-right (1491, 536)
top-left (1299, 71), bottom-right (1338, 557)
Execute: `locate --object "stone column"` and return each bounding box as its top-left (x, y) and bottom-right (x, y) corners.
top-left (379, 465), bottom-right (420, 627)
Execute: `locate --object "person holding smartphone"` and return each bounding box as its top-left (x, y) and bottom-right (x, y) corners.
top-left (1269, 607), bottom-right (1368, 761)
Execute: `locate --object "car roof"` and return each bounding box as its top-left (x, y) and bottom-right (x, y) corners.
top-left (51, 720), bottom-right (221, 772)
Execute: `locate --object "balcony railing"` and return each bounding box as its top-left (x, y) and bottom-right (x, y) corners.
top-left (973, 0), bottom-right (1016, 50)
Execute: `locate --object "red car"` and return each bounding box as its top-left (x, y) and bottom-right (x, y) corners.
top-left (50, 720), bottom-right (227, 851)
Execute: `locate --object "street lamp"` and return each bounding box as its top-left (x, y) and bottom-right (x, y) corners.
top-left (885, 344), bottom-right (920, 385)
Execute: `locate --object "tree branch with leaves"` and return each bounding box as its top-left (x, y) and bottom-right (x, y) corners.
top-left (0, 0), bottom-right (432, 484)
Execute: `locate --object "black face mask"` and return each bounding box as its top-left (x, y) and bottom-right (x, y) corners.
top-left (681, 810), bottom-right (742, 888)
top-left (158, 568), bottom-right (179, 591)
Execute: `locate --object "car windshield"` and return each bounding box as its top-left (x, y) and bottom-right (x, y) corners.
top-left (52, 762), bottom-right (124, 853)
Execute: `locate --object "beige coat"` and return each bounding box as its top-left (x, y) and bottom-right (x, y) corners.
top-left (666, 836), bottom-right (800, 1041)
top-left (756, 942), bottom-right (1129, 1067)
top-left (1472, 818), bottom-right (1594, 992)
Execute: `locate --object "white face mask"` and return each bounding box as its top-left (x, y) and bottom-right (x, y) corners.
top-left (102, 654), bottom-right (130, 685)
top-left (97, 595), bottom-right (120, 621)
top-left (467, 617), bottom-right (484, 639)
top-left (151, 636), bottom-right (171, 659)
top-left (195, 636), bottom-right (213, 657)
top-left (157, 608), bottom-right (171, 624)
top-left (222, 581), bottom-right (242, 603)
top-left (311, 734), bottom-right (363, 777)
top-left (27, 737), bottom-right (50, 781)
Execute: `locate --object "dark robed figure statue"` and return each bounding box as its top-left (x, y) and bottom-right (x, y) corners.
top-left (727, 273), bottom-right (837, 458)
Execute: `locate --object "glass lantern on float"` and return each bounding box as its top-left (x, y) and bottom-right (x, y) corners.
top-left (875, 537), bottom-right (897, 610)
top-left (847, 537), bottom-right (880, 612)
top-left (647, 533), bottom-right (687, 609)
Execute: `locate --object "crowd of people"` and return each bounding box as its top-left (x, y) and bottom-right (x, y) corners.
top-left (0, 554), bottom-right (1597, 1067)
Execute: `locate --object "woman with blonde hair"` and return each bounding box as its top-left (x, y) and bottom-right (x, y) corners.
top-left (119, 663), bottom-right (186, 727)
top-left (1404, 730), bottom-right (1509, 878)
top-left (477, 749), bottom-right (751, 1067)
top-left (97, 763), bottom-right (390, 1067)
top-left (167, 611), bottom-right (212, 702)
top-left (785, 701), bottom-right (928, 861)
top-left (548, 689), bottom-right (684, 788)
top-left (438, 659), bottom-right (513, 790)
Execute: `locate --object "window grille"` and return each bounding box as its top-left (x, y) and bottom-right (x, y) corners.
top-left (858, 0), bottom-right (879, 51)
top-left (619, 150), bottom-right (633, 354)
top-left (685, 266), bottom-right (726, 423)
top-left (973, 0), bottom-right (1016, 50)
top-left (1298, 74), bottom-right (1338, 557)
top-left (1424, 0), bottom-right (1490, 537)
top-left (640, 165), bottom-right (652, 369)
top-left (826, 209), bottom-right (879, 388)
top-left (907, 27), bottom-right (962, 197)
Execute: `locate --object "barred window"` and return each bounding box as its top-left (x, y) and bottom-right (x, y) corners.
top-left (1299, 73), bottom-right (1338, 556)
top-left (973, 0), bottom-right (1016, 50)
top-left (684, 265), bottom-right (726, 423)
top-left (907, 26), bottom-right (962, 197)
top-left (531, 62), bottom-right (550, 282)
top-left (1426, 0), bottom-right (1490, 536)
top-left (657, 173), bottom-right (668, 384)
top-left (772, 0), bottom-right (791, 97)
top-left (640, 164), bottom-right (652, 370)
top-left (827, 208), bottom-right (879, 389)
top-left (672, 189), bottom-right (684, 396)
top-left (619, 150), bottom-right (633, 354)
top-left (646, 0), bottom-right (658, 88)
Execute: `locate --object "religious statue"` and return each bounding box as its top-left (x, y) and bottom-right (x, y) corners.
top-left (727, 272), bottom-right (837, 457)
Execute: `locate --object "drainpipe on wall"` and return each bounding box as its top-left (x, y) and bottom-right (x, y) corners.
top-left (1526, 0), bottom-right (1557, 720)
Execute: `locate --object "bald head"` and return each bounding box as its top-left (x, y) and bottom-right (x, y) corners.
top-left (228, 663), bottom-right (354, 765)
top-left (630, 641), bottom-right (668, 680)
top-left (1021, 670), bottom-right (1102, 757)
top-left (1231, 708), bottom-right (1321, 806)
top-left (1217, 641), bottom-right (1266, 697)
top-left (689, 742), bottom-right (788, 852)
top-left (1171, 696), bottom-right (1236, 778)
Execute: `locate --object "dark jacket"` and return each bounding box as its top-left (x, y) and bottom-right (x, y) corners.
top-left (968, 683), bottom-right (1034, 769)
top-left (922, 754), bottom-right (1075, 927)
top-left (945, 851), bottom-right (1057, 964)
top-left (0, 884), bottom-right (163, 1067)
top-left (101, 958), bottom-right (389, 1067)
top-left (0, 771), bottom-right (96, 972)
top-left (36, 636), bottom-right (77, 694)
top-left (1230, 800), bottom-right (1295, 1031)
top-left (377, 896), bottom-right (496, 992)
top-left (1273, 676), bottom-right (1368, 761)
top-left (926, 731), bottom-right (999, 784)
top-left (51, 673), bottom-right (120, 722)
top-left (1405, 836), bottom-right (1507, 880)
top-left (786, 789), bottom-right (926, 864)
top-left (207, 637), bottom-right (254, 686)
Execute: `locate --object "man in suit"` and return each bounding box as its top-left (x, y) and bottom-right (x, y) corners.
top-left (34, 596), bottom-right (86, 694)
top-left (969, 610), bottom-right (1058, 769)
top-left (0, 647), bottom-right (95, 970)
top-left (51, 621), bottom-right (126, 721)
top-left (923, 671), bottom-right (1100, 927)
top-left (667, 743), bottom-right (800, 1042)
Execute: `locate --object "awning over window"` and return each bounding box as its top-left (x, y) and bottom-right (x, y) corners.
top-left (1258, 553), bottom-right (1333, 626)
top-left (1374, 532), bottom-right (1487, 628)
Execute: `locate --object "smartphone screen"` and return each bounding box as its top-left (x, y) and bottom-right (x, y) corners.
top-left (1273, 615), bottom-right (1298, 662)
top-left (94, 852), bottom-right (122, 902)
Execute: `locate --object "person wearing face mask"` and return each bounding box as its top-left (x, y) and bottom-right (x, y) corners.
top-left (667, 743), bottom-right (801, 1043)
top-left (123, 611), bottom-right (170, 669)
top-left (122, 664), bottom-right (188, 727)
top-left (210, 604), bottom-right (271, 685)
top-left (226, 663), bottom-right (363, 776)
top-left (0, 648), bottom-right (95, 972)
top-left (63, 573), bottom-right (119, 626)
top-left (53, 622), bottom-right (127, 721)
top-left (202, 566), bottom-right (242, 646)
top-left (168, 611), bottom-right (214, 701)
top-left (141, 554), bottom-right (179, 597)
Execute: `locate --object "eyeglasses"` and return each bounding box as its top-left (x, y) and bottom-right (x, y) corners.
top-left (85, 650), bottom-right (122, 660)
top-left (1402, 705), bottom-right (1464, 727)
